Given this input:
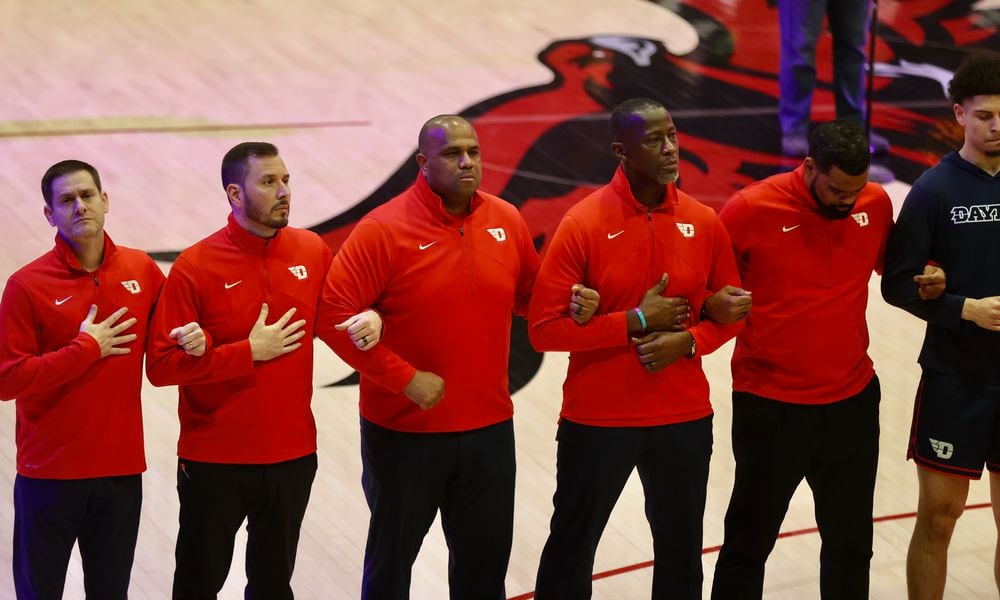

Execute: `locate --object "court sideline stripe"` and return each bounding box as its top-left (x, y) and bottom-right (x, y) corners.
top-left (507, 502), bottom-right (993, 600)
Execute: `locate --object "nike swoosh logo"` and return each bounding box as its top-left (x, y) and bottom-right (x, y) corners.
top-left (419, 242), bottom-right (437, 250)
top-left (224, 281), bottom-right (243, 289)
top-left (782, 225), bottom-right (801, 232)
top-left (54, 296), bottom-right (72, 306)
top-left (607, 230), bottom-right (625, 239)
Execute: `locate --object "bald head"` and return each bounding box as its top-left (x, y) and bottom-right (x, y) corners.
top-left (415, 115), bottom-right (482, 214)
top-left (418, 115), bottom-right (475, 153)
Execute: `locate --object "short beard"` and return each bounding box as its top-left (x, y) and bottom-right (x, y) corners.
top-left (810, 180), bottom-right (854, 220)
top-left (247, 203), bottom-right (289, 230)
top-left (657, 171), bottom-right (679, 185)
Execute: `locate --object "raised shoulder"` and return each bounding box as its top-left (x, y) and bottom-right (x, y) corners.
top-left (478, 192), bottom-right (528, 227)
top-left (115, 245), bottom-right (160, 268)
top-left (563, 184), bottom-right (617, 224)
top-left (284, 226), bottom-right (326, 250)
top-left (676, 189), bottom-right (723, 227)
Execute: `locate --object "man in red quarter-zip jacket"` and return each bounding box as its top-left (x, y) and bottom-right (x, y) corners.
top-left (146, 142), bottom-right (381, 600)
top-left (529, 98), bottom-right (744, 600)
top-left (0, 160), bottom-right (183, 599)
top-left (711, 121), bottom-right (944, 600)
top-left (316, 115), bottom-right (600, 600)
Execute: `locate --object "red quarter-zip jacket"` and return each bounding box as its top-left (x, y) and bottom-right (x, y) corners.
top-left (316, 174), bottom-right (539, 432)
top-left (146, 215), bottom-right (332, 463)
top-left (528, 167), bottom-right (742, 426)
top-left (0, 233), bottom-right (163, 478)
top-left (719, 164), bottom-right (892, 404)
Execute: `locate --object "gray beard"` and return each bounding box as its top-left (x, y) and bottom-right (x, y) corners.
top-left (657, 172), bottom-right (679, 185)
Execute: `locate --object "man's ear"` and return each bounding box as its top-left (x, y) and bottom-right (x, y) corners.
top-left (802, 156), bottom-right (818, 183)
top-left (226, 183), bottom-right (243, 207)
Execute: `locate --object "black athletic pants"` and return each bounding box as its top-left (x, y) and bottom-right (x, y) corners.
top-left (13, 473), bottom-right (141, 600)
top-left (359, 417), bottom-right (515, 600)
top-left (712, 376), bottom-right (880, 600)
top-left (534, 416), bottom-right (714, 600)
top-left (171, 453), bottom-right (317, 600)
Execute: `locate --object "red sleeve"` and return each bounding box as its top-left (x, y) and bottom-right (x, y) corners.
top-left (0, 277), bottom-right (101, 399)
top-left (315, 218), bottom-right (416, 393)
top-left (143, 260), bottom-right (170, 350)
top-left (718, 191), bottom-right (750, 261)
top-left (686, 215), bottom-right (744, 357)
top-left (691, 288), bottom-right (712, 316)
top-left (512, 214), bottom-right (540, 318)
top-left (145, 255), bottom-right (254, 387)
top-left (528, 214), bottom-right (629, 352)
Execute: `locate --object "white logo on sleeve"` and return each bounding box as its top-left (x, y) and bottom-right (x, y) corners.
top-left (929, 438), bottom-right (954, 460)
top-left (851, 212), bottom-right (870, 227)
top-left (782, 224), bottom-right (801, 233)
top-left (487, 227), bottom-right (507, 242)
top-left (288, 265), bottom-right (308, 280)
top-left (120, 280), bottom-right (141, 294)
top-left (676, 223), bottom-right (695, 238)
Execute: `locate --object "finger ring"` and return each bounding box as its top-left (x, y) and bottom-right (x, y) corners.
top-left (576, 305), bottom-right (584, 315)
top-left (361, 336), bottom-right (368, 345)
top-left (675, 314), bottom-right (683, 323)
top-left (186, 341), bottom-right (194, 348)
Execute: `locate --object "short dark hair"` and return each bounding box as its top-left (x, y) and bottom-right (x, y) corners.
top-left (808, 121), bottom-right (870, 176)
top-left (948, 51), bottom-right (1000, 105)
top-left (610, 98), bottom-right (666, 142)
top-left (41, 160), bottom-right (101, 206)
top-left (221, 142), bottom-right (279, 190)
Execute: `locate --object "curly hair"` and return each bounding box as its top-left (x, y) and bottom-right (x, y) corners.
top-left (948, 51), bottom-right (1000, 105)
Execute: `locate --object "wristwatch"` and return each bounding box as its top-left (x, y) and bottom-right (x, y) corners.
top-left (686, 334), bottom-right (697, 359)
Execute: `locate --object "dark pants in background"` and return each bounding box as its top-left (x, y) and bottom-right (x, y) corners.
top-left (777, 0), bottom-right (871, 135)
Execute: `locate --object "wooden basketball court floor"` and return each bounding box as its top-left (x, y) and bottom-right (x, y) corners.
top-left (1, 0), bottom-right (998, 597)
